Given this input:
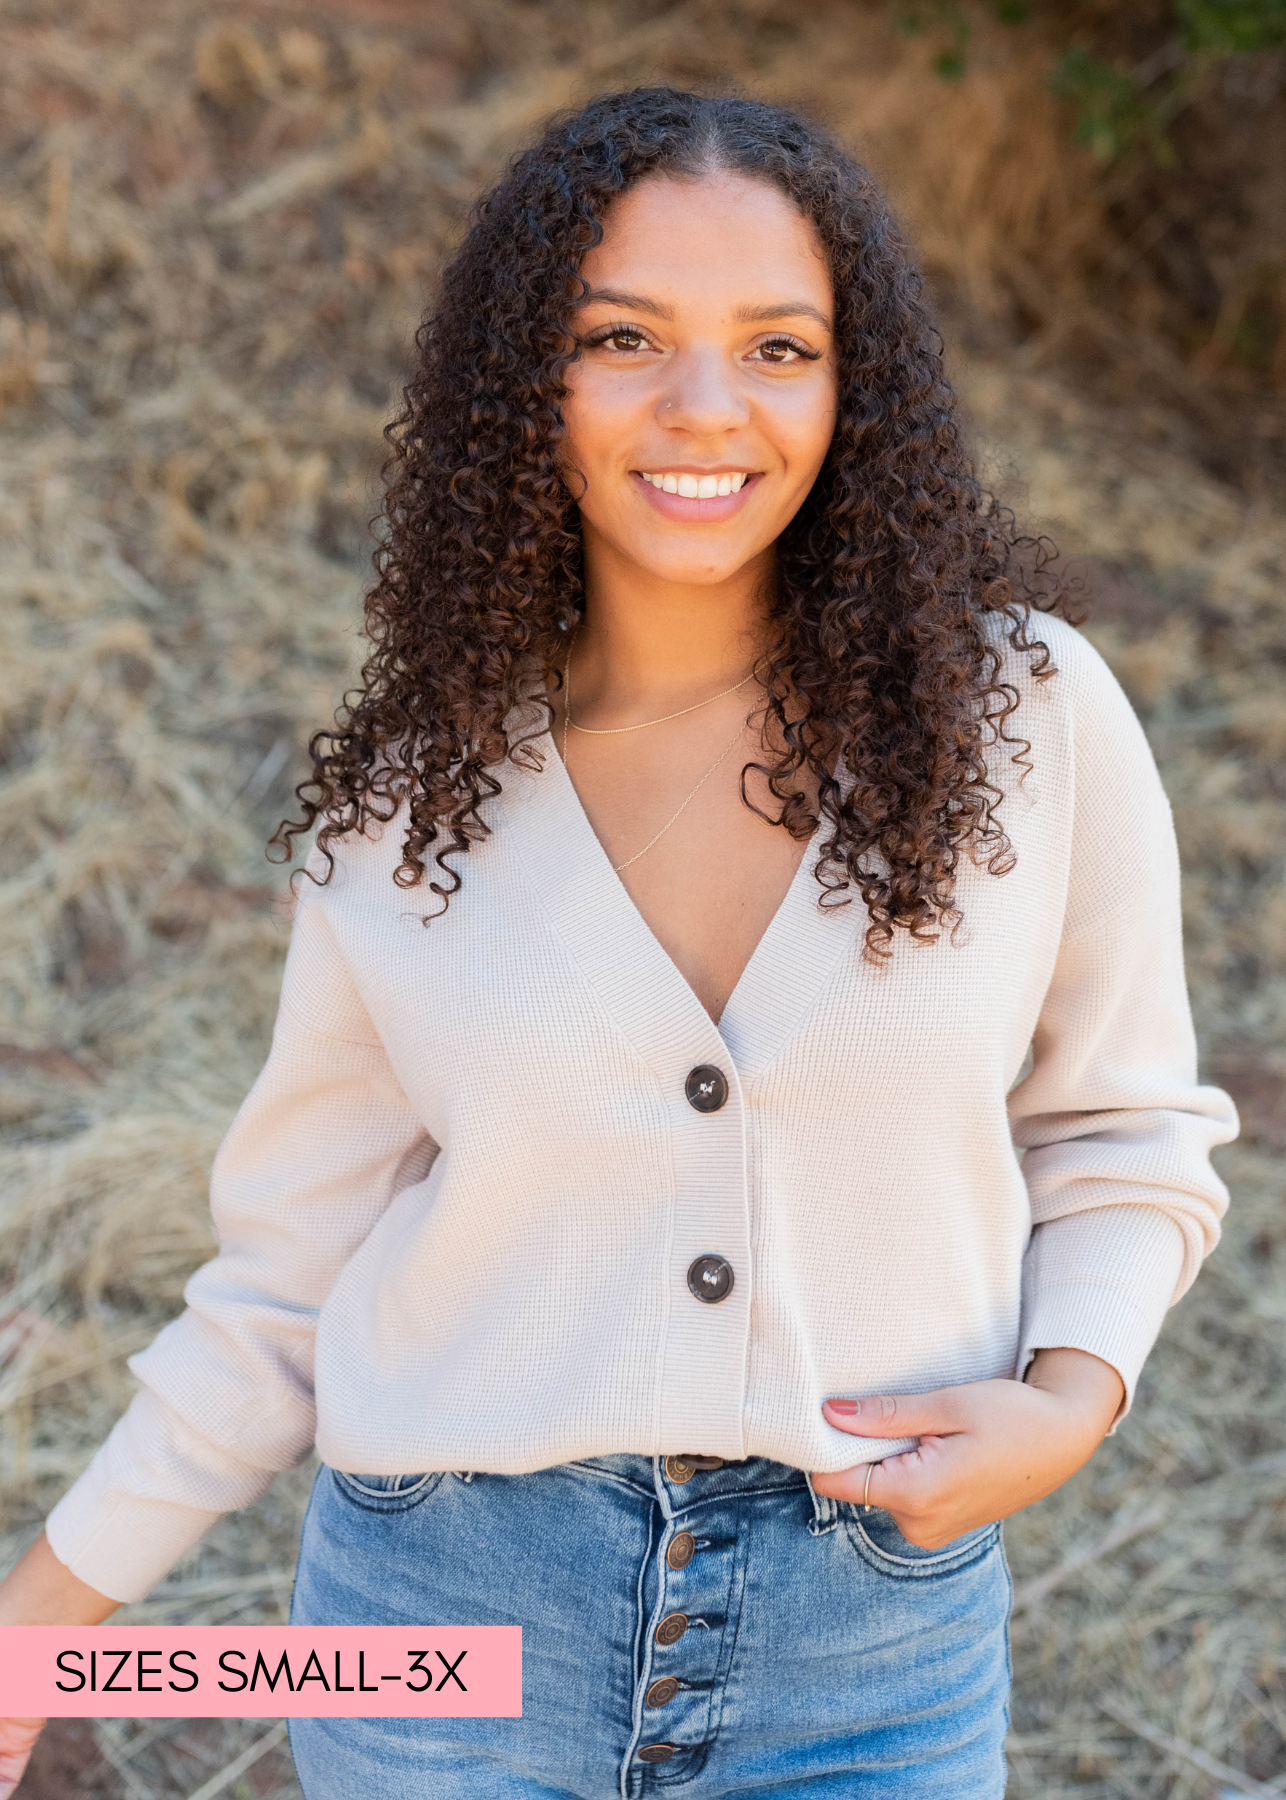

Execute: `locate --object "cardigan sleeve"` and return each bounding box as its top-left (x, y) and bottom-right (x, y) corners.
top-left (1008, 626), bottom-right (1238, 1418)
top-left (44, 866), bottom-right (438, 1603)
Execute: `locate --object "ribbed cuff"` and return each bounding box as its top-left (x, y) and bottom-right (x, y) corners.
top-left (1018, 1206), bottom-right (1187, 1428)
top-left (45, 1468), bottom-right (223, 1605)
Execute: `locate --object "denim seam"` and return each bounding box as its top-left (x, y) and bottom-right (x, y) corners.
top-left (803, 1467), bottom-right (840, 1535)
top-left (563, 1462), bottom-right (659, 1503)
top-left (652, 1454), bottom-right (674, 1521)
top-left (334, 1470), bottom-right (437, 1500)
top-left (620, 1498), bottom-right (661, 1800)
top-left (677, 1500), bottom-right (751, 1788)
top-left (842, 1514), bottom-right (1002, 1578)
top-left (664, 1481), bottom-right (807, 1515)
top-left (328, 1468), bottom-right (447, 1512)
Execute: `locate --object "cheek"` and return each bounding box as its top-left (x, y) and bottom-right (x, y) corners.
top-left (561, 371), bottom-right (644, 483)
top-left (772, 384), bottom-right (838, 479)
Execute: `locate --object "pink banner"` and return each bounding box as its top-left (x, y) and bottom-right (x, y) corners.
top-left (0, 1626), bottom-right (522, 1717)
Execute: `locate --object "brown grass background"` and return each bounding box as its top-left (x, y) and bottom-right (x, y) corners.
top-left (1, 2), bottom-right (1284, 1795)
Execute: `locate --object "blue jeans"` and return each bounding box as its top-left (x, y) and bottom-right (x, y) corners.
top-left (288, 1454), bottom-right (1012, 1798)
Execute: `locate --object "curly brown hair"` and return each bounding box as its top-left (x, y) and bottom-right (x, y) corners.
top-left (271, 86), bottom-right (1080, 958)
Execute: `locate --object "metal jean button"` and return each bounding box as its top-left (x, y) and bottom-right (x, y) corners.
top-left (666, 1531), bottom-right (696, 1570)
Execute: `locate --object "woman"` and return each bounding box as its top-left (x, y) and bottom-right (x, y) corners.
top-left (0, 88), bottom-right (1236, 1798)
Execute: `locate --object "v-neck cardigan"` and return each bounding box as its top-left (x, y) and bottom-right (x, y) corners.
top-left (46, 615), bottom-right (1238, 1604)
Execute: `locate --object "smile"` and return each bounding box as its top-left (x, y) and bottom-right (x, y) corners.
top-left (638, 471), bottom-right (751, 497)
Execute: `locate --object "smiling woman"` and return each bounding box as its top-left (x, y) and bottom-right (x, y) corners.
top-left (0, 87), bottom-right (1237, 1800)
top-left (550, 169), bottom-right (839, 1008)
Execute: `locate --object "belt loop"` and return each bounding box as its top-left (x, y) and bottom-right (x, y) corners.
top-left (804, 1469), bottom-right (840, 1536)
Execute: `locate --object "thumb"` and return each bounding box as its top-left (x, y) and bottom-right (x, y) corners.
top-left (822, 1389), bottom-right (962, 1439)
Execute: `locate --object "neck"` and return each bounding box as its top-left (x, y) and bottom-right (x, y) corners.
top-left (567, 529), bottom-right (776, 714)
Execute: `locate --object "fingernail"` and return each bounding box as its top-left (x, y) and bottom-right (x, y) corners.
top-left (824, 1397), bottom-right (860, 1415)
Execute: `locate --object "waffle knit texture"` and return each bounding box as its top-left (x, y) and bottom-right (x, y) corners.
top-left (45, 616), bottom-right (1238, 1602)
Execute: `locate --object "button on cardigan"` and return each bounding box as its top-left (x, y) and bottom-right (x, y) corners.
top-left (45, 616), bottom-right (1238, 1603)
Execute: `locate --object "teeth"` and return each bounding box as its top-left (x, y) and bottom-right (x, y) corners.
top-left (640, 472), bottom-right (751, 495)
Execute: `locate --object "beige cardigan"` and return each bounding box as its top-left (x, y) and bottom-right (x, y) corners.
top-left (46, 615), bottom-right (1237, 1602)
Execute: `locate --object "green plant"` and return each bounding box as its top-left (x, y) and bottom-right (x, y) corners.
top-left (1048, 0), bottom-right (1286, 169)
top-left (900, 0), bottom-right (1286, 160)
top-left (891, 0), bottom-right (970, 78)
top-left (1050, 44), bottom-right (1181, 166)
top-left (1176, 0), bottom-right (1286, 53)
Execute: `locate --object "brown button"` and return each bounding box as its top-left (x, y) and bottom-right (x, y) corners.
top-left (646, 1676), bottom-right (680, 1708)
top-left (687, 1254), bottom-right (734, 1303)
top-left (637, 1744), bottom-right (676, 1763)
top-left (685, 1065), bottom-right (729, 1112)
top-left (655, 1611), bottom-right (688, 1646)
top-left (666, 1531), bottom-right (696, 1569)
top-left (666, 1453), bottom-right (725, 1483)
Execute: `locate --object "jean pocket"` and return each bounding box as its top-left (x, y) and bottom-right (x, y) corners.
top-left (329, 1468), bottom-right (446, 1511)
top-left (841, 1505), bottom-right (1001, 1579)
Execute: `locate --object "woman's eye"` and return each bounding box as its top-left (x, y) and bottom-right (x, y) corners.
top-left (588, 326), bottom-right (651, 353)
top-left (752, 337), bottom-right (812, 365)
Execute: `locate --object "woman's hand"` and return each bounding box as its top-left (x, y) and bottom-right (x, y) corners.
top-left (812, 1347), bottom-right (1126, 1549)
top-left (0, 1719), bottom-right (45, 1800)
top-left (0, 1532), bottom-right (121, 1798)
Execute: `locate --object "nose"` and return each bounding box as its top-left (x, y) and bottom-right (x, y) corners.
top-left (657, 345), bottom-right (750, 437)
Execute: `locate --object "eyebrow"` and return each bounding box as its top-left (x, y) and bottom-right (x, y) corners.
top-left (733, 300), bottom-right (832, 330)
top-left (578, 287), bottom-right (832, 331)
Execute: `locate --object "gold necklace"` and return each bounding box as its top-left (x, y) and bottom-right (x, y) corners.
top-left (561, 634), bottom-right (751, 874)
top-left (563, 635), bottom-right (756, 734)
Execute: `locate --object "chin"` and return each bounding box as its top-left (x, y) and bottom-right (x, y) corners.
top-left (626, 549), bottom-right (759, 587)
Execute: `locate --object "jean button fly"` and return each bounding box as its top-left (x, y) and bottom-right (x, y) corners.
top-left (666, 1531), bottom-right (696, 1569)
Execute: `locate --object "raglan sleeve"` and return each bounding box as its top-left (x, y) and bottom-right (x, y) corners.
top-left (43, 861), bottom-right (437, 1603)
top-left (1007, 630), bottom-right (1239, 1421)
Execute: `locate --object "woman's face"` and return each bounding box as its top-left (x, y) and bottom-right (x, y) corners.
top-left (560, 171), bottom-right (839, 591)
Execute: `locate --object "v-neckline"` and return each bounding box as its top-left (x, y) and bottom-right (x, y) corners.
top-left (501, 723), bottom-right (864, 1082)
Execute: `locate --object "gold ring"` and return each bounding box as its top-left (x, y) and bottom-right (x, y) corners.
top-left (863, 1462), bottom-right (876, 1510)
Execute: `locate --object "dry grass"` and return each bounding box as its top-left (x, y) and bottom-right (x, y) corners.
top-left (0, 3), bottom-right (1283, 1796)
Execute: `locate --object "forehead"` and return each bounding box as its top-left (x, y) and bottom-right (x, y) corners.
top-left (581, 172), bottom-right (831, 312)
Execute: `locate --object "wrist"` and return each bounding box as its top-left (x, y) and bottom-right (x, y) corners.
top-left (0, 1533), bottom-right (121, 1627)
top-left (1024, 1346), bottom-right (1125, 1436)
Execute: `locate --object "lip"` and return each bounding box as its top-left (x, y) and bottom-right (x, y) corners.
top-left (631, 469), bottom-right (762, 521)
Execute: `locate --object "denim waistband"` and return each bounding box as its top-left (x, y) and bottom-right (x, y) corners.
top-left (565, 1452), bottom-right (843, 1535)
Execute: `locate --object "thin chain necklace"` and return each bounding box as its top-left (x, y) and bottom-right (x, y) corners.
top-left (561, 633), bottom-right (752, 874)
top-left (565, 656), bottom-right (756, 735)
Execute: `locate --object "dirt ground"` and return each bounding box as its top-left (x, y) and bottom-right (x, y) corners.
top-left (1, 3), bottom-right (1284, 1796)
